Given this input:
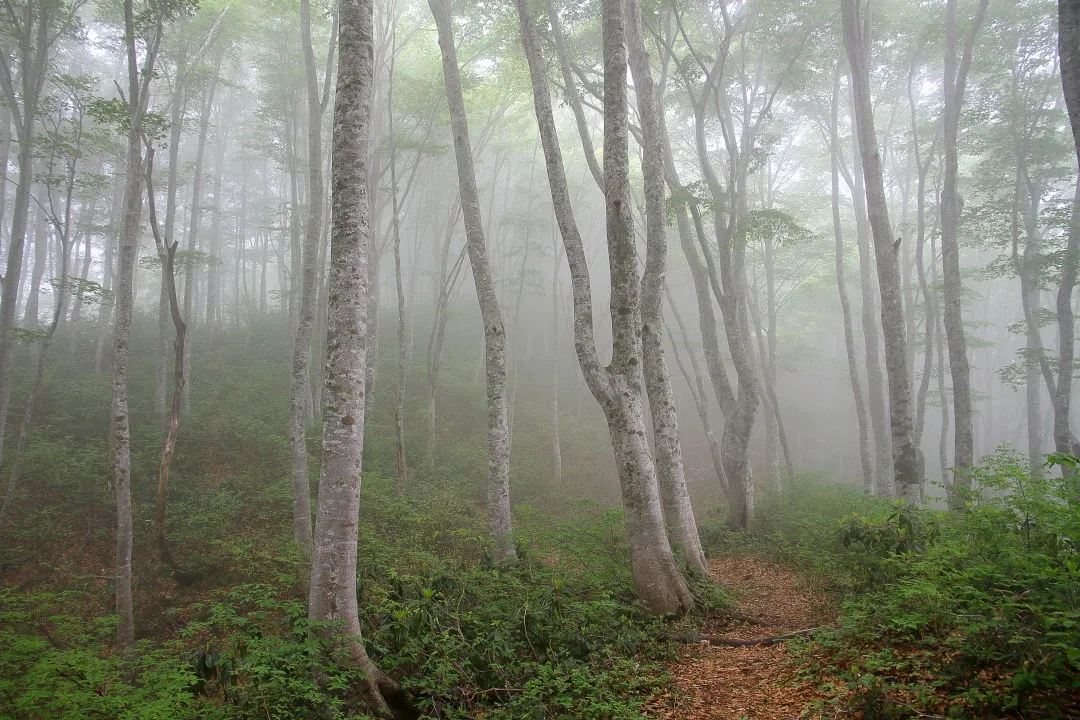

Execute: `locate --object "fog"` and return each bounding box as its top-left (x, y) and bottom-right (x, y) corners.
top-left (1, 0), bottom-right (1077, 519)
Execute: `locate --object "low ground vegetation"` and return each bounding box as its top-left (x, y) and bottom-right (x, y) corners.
top-left (0, 324), bottom-right (1076, 718)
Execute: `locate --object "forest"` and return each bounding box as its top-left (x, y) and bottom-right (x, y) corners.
top-left (0, 0), bottom-right (1079, 717)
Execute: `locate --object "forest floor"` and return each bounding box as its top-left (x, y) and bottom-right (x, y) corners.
top-left (646, 555), bottom-right (838, 720)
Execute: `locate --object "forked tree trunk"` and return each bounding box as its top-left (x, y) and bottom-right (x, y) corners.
top-left (145, 149), bottom-right (195, 585)
top-left (428, 0), bottom-right (516, 563)
top-left (841, 0), bottom-right (921, 504)
top-left (627, 0), bottom-right (706, 574)
top-left (515, 0), bottom-right (692, 614)
top-left (308, 0), bottom-right (402, 715)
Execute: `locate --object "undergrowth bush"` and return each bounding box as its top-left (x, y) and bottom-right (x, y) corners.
top-left (751, 451), bottom-right (1080, 718)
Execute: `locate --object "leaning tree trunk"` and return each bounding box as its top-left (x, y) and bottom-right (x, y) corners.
top-left (428, 0), bottom-right (516, 564)
top-left (308, 0), bottom-right (403, 715)
top-left (515, 0), bottom-right (693, 614)
top-left (144, 149), bottom-right (195, 585)
top-left (627, 0), bottom-right (706, 574)
top-left (842, 0), bottom-right (921, 504)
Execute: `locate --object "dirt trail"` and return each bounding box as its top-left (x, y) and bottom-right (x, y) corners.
top-left (647, 555), bottom-right (835, 720)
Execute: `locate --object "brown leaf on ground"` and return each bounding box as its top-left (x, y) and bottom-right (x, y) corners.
top-left (645, 556), bottom-right (836, 720)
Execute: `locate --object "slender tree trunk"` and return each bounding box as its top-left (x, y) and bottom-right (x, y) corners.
top-left (423, 204), bottom-right (463, 472)
top-left (932, 234), bottom-right (951, 482)
top-left (940, 0), bottom-right (989, 504)
top-left (387, 21), bottom-right (408, 492)
top-left (1053, 0), bottom-right (1080, 464)
top-left (145, 148), bottom-right (194, 584)
top-left (288, 0), bottom-right (328, 565)
top-left (665, 291), bottom-right (728, 494)
top-left (850, 130), bottom-right (892, 494)
top-left (157, 77), bottom-right (186, 421)
top-left (23, 212), bottom-right (46, 330)
top-left (829, 66), bottom-right (874, 492)
top-left (429, 0), bottom-right (516, 563)
top-left (842, 0), bottom-right (921, 504)
top-left (112, 0), bottom-right (156, 648)
top-left (550, 232), bottom-right (563, 487)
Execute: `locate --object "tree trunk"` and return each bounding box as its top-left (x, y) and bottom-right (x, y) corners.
top-left (112, 0), bottom-right (149, 648)
top-left (940, 0), bottom-right (989, 504)
top-left (627, 0), bottom-right (706, 574)
top-left (288, 0), bottom-right (328, 566)
top-left (849, 124), bottom-right (892, 495)
top-left (665, 293), bottom-right (729, 495)
top-left (1053, 0), bottom-right (1080, 464)
top-left (145, 148), bottom-right (194, 584)
top-left (429, 0), bottom-right (516, 564)
top-left (841, 0), bottom-right (921, 504)
top-left (308, 0), bottom-right (402, 714)
top-left (550, 232), bottom-right (563, 488)
top-left (515, 0), bottom-right (693, 614)
top-left (829, 65), bottom-right (874, 492)
top-left (387, 22), bottom-right (408, 492)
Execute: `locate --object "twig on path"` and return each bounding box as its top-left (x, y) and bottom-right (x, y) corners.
top-left (701, 626), bottom-right (825, 647)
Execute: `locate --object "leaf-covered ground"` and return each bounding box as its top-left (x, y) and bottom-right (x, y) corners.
top-left (647, 556), bottom-right (836, 719)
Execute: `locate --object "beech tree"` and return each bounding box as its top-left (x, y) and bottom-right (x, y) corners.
top-left (515, 0), bottom-right (693, 614)
top-left (307, 0), bottom-right (403, 715)
top-left (428, 0), bottom-right (516, 564)
top-left (1054, 0), bottom-right (1080, 464)
top-left (841, 0), bottom-right (922, 503)
top-left (939, 0), bottom-right (989, 502)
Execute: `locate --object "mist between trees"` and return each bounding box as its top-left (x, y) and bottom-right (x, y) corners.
top-left (0, 0), bottom-right (1079, 716)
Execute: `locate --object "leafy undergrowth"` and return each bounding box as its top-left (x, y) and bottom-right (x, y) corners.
top-left (0, 468), bottom-right (729, 720)
top-left (712, 451), bottom-right (1080, 719)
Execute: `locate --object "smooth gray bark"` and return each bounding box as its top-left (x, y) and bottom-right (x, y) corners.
top-left (515, 0), bottom-right (692, 614)
top-left (841, 0), bottom-right (921, 504)
top-left (940, 0), bottom-right (989, 504)
top-left (626, 0), bottom-right (706, 574)
top-left (112, 0), bottom-right (163, 648)
top-left (308, 0), bottom-right (400, 714)
top-left (1053, 0), bottom-right (1080, 464)
top-left (428, 0), bottom-right (516, 564)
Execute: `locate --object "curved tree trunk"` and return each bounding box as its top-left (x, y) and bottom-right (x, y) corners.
top-left (515, 0), bottom-right (692, 614)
